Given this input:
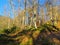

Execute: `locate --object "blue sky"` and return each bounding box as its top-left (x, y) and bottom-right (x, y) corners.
top-left (0, 0), bottom-right (8, 15)
top-left (0, 0), bottom-right (60, 18)
top-left (0, 0), bottom-right (45, 16)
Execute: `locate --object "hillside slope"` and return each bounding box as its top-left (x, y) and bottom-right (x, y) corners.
top-left (0, 16), bottom-right (13, 30)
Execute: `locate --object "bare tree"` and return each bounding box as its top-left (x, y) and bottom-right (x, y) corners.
top-left (45, 0), bottom-right (54, 25)
top-left (4, 5), bottom-right (11, 28)
top-left (9, 0), bottom-right (16, 26)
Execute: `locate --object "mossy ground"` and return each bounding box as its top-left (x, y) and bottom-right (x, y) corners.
top-left (0, 24), bottom-right (60, 45)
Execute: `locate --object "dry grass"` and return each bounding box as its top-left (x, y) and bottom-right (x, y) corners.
top-left (57, 21), bottom-right (60, 28)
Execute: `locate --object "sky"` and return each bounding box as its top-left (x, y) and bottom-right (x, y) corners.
top-left (0, 0), bottom-right (8, 15)
top-left (0, 0), bottom-right (60, 18)
top-left (0, 0), bottom-right (45, 16)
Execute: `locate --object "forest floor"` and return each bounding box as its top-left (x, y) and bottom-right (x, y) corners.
top-left (0, 24), bottom-right (60, 45)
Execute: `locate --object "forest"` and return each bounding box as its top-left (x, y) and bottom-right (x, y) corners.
top-left (0, 0), bottom-right (60, 45)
